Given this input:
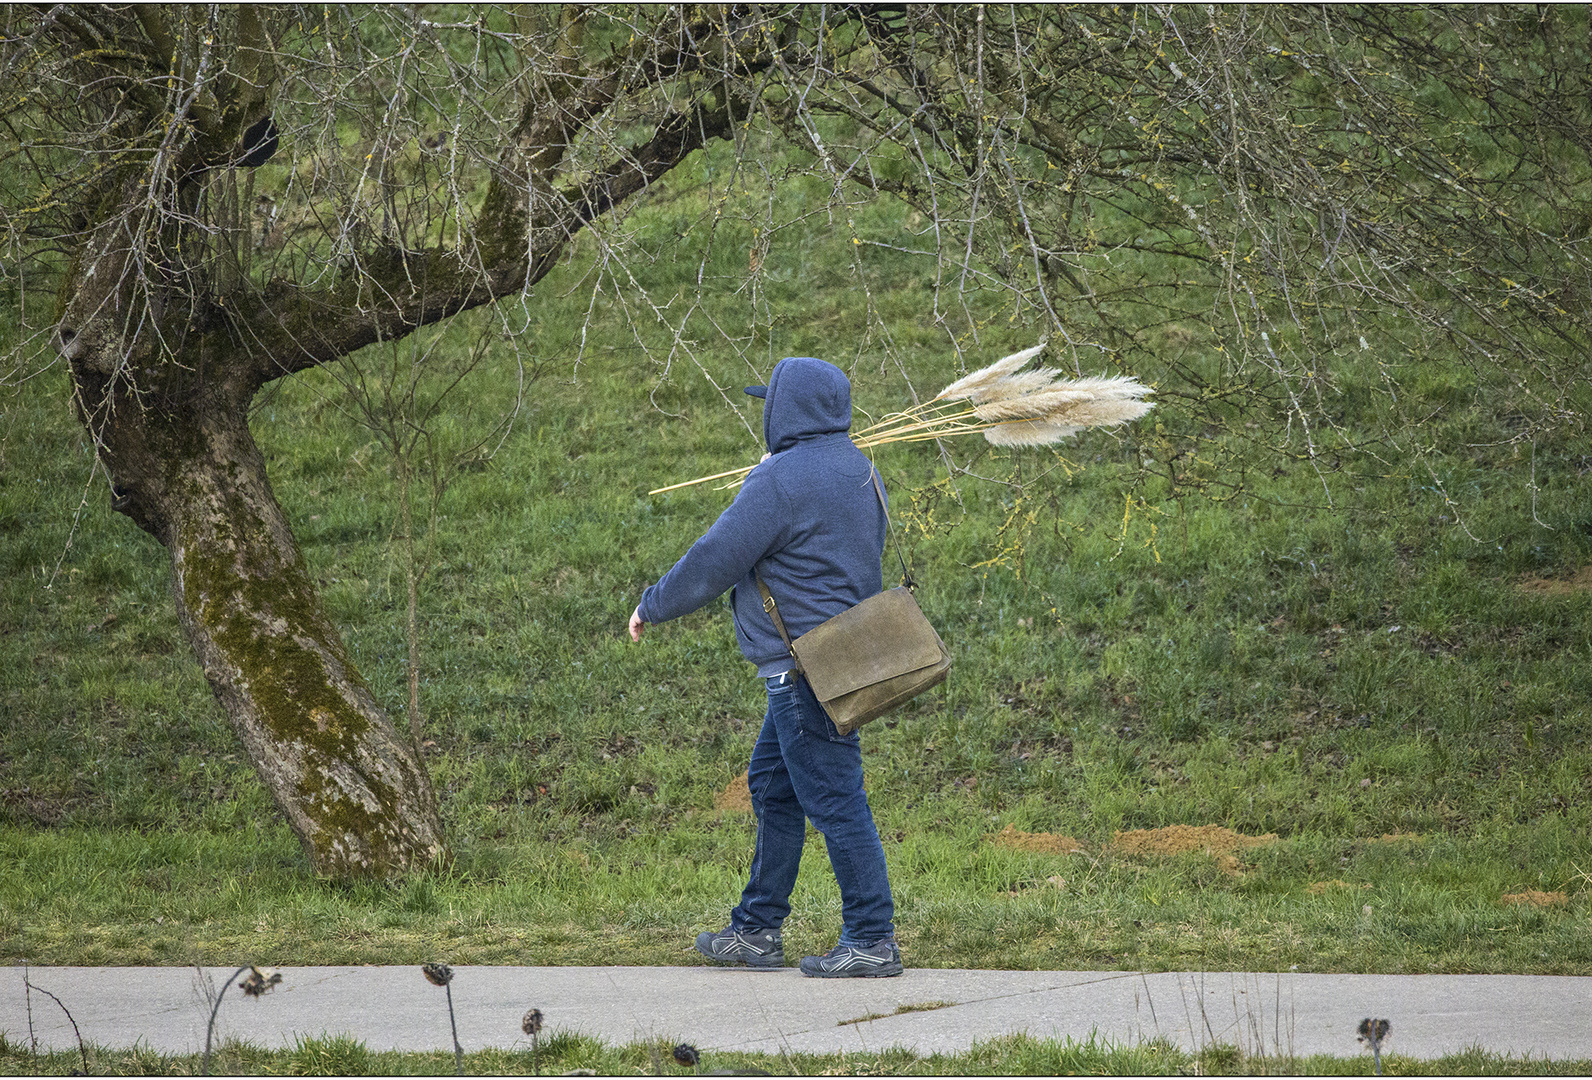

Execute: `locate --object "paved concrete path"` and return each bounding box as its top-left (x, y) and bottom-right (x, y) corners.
top-left (4, 966), bottom-right (1589, 1063)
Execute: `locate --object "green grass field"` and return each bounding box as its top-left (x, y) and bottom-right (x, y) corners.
top-left (2, 138), bottom-right (1590, 994)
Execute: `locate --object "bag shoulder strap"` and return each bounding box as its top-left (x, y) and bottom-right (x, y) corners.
top-left (755, 574), bottom-right (802, 673)
top-left (871, 469), bottom-right (914, 589)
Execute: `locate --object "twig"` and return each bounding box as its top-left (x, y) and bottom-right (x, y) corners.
top-left (1273, 972), bottom-right (1281, 1062)
top-left (24, 962), bottom-right (35, 1055)
top-left (1137, 970), bottom-right (1159, 1039)
top-left (447, 983), bottom-right (463, 1075)
top-left (423, 963), bottom-right (463, 1074)
top-left (201, 965), bottom-right (251, 1076)
top-left (1358, 1017), bottom-right (1390, 1076)
top-left (522, 1009), bottom-right (543, 1076)
top-left (23, 976), bottom-right (89, 1075)
top-left (649, 462), bottom-right (757, 494)
top-left (1197, 972), bottom-right (1217, 1048)
top-left (1176, 974), bottom-right (1199, 1055)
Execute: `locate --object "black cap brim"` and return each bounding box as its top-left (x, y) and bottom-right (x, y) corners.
top-left (743, 385), bottom-right (768, 398)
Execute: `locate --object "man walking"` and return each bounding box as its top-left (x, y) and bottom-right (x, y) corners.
top-left (628, 356), bottom-right (902, 977)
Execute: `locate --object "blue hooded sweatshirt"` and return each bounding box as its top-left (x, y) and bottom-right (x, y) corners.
top-left (637, 356), bottom-right (887, 676)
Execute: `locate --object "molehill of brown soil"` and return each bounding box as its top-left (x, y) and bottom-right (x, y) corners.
top-left (1501, 889), bottom-right (1568, 908)
top-left (1517, 565), bottom-right (1592, 597)
top-left (714, 772), bottom-right (752, 813)
top-left (1107, 824), bottom-right (1277, 857)
top-left (989, 825), bottom-right (1088, 855)
top-left (1106, 824), bottom-right (1278, 877)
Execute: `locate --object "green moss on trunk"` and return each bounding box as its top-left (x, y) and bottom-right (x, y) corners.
top-left (161, 411), bottom-right (446, 878)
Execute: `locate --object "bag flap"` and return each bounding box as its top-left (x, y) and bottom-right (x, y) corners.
top-left (791, 587), bottom-right (946, 700)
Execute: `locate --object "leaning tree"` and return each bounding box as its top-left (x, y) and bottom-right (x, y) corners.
top-left (0, 4), bottom-right (811, 876)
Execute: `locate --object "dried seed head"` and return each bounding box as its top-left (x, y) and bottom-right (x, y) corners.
top-left (422, 962), bottom-right (453, 986)
top-left (239, 966), bottom-right (282, 997)
top-left (935, 343), bottom-right (1048, 401)
top-left (671, 1043), bottom-right (701, 1068)
top-left (964, 369), bottom-right (1152, 445)
top-left (981, 419), bottom-right (1084, 447)
top-left (1357, 1017), bottom-right (1391, 1043)
top-left (963, 368), bottom-right (1061, 404)
top-left (1048, 395), bottom-right (1155, 428)
top-left (522, 1008), bottom-right (544, 1035)
top-left (1054, 374), bottom-right (1155, 399)
top-left (971, 388), bottom-right (1096, 422)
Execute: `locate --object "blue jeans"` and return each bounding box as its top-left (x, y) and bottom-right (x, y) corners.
top-left (730, 673), bottom-right (895, 946)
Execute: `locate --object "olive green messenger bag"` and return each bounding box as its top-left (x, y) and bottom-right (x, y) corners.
top-left (755, 473), bottom-right (951, 736)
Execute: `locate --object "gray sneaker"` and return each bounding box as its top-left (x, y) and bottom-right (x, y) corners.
top-left (799, 938), bottom-right (904, 978)
top-left (694, 926), bottom-right (785, 969)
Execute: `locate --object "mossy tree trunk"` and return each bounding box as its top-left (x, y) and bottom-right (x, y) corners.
top-left (84, 356), bottom-right (447, 875)
top-left (59, 198), bottom-right (455, 875)
top-left (166, 416), bottom-right (448, 876)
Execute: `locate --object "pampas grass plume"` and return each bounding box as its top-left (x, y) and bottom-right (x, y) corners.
top-left (934, 342), bottom-right (1048, 401)
top-left (650, 342), bottom-right (1153, 494)
top-left (982, 420), bottom-right (1086, 447)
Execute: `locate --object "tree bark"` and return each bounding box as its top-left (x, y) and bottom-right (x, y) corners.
top-left (58, 185), bottom-right (446, 875)
top-left (53, 98), bottom-right (736, 875)
top-left (171, 429), bottom-right (445, 877)
top-left (75, 345), bottom-right (446, 876)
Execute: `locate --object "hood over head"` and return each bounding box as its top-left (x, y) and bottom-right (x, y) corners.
top-left (754, 356), bottom-right (852, 453)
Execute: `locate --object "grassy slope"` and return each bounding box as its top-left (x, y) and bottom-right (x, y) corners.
top-left (1, 141), bottom-right (1589, 978)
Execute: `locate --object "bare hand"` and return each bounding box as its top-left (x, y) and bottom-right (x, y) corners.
top-left (628, 606), bottom-right (647, 642)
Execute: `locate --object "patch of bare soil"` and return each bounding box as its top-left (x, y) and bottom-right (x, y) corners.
top-left (714, 772), bottom-right (752, 813)
top-left (1501, 889), bottom-right (1568, 908)
top-left (1306, 880), bottom-right (1372, 895)
top-left (1108, 824), bottom-right (1277, 857)
top-left (989, 824), bottom-right (1089, 855)
top-left (1517, 565), bottom-right (1592, 597)
top-left (1107, 824), bottom-right (1278, 876)
top-left (0, 788), bottom-right (71, 826)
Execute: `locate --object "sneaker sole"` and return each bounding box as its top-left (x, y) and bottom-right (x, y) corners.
top-left (699, 954), bottom-right (786, 969)
top-left (799, 963), bottom-right (904, 978)
top-left (694, 939), bottom-right (785, 970)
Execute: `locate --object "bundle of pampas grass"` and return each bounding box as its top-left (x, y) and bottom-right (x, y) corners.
top-left (649, 344), bottom-right (1153, 494)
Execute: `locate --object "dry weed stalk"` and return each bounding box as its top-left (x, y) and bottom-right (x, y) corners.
top-left (521, 1007), bottom-right (544, 1076)
top-left (202, 965), bottom-right (279, 1075)
top-left (1358, 1017), bottom-right (1391, 1075)
top-left (423, 963), bottom-right (464, 1074)
top-left (649, 345), bottom-right (1153, 494)
top-left (22, 973), bottom-right (88, 1074)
